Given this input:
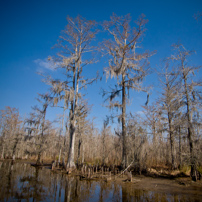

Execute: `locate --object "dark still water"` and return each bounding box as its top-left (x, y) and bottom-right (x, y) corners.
top-left (0, 161), bottom-right (201, 202)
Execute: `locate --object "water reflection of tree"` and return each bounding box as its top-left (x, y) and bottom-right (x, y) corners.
top-left (0, 162), bottom-right (46, 201)
top-left (98, 181), bottom-right (114, 202)
top-left (112, 183), bottom-right (121, 202)
top-left (122, 184), bottom-right (156, 201)
top-left (0, 162), bottom-right (200, 201)
top-left (0, 161), bottom-right (12, 201)
top-left (18, 166), bottom-right (45, 201)
top-left (63, 176), bottom-right (95, 202)
top-left (0, 161), bottom-right (20, 200)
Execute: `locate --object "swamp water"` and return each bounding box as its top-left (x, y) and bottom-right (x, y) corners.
top-left (0, 161), bottom-right (201, 202)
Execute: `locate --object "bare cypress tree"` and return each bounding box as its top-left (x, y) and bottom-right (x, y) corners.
top-left (142, 104), bottom-right (163, 166)
top-left (127, 113), bottom-right (148, 172)
top-left (102, 13), bottom-right (154, 168)
top-left (142, 105), bottom-right (160, 148)
top-left (100, 119), bottom-right (111, 165)
top-left (25, 93), bottom-right (51, 165)
top-left (36, 93), bottom-right (50, 165)
top-left (47, 16), bottom-right (98, 172)
top-left (171, 44), bottom-right (202, 180)
top-left (157, 63), bottom-right (182, 169)
top-left (0, 107), bottom-right (22, 160)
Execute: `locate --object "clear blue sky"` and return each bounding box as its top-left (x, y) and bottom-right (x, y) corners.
top-left (0, 0), bottom-right (201, 130)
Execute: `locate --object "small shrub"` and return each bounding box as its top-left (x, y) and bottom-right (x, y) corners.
top-left (197, 166), bottom-right (202, 174)
top-left (180, 165), bottom-right (191, 175)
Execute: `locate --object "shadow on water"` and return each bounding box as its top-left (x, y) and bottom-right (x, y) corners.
top-left (0, 161), bottom-right (201, 202)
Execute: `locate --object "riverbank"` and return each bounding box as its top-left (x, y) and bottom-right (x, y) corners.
top-left (117, 175), bottom-right (202, 195)
top-left (0, 160), bottom-right (202, 201)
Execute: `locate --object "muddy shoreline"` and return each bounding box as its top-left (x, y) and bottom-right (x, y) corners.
top-left (119, 175), bottom-right (202, 194)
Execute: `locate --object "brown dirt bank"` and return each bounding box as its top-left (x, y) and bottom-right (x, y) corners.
top-left (117, 175), bottom-right (202, 200)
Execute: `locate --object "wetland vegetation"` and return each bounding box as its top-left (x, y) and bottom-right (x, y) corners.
top-left (1, 13), bottom-right (202, 201)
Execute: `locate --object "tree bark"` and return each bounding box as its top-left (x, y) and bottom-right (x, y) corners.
top-left (122, 73), bottom-right (127, 168)
top-left (168, 112), bottom-right (175, 169)
top-left (36, 151), bottom-right (41, 165)
top-left (1, 145), bottom-right (4, 159)
top-left (67, 120), bottom-right (76, 170)
top-left (82, 145), bottom-right (85, 164)
top-left (66, 49), bottom-right (80, 171)
top-left (77, 138), bottom-right (82, 166)
top-left (182, 63), bottom-right (196, 181)
top-left (58, 148), bottom-right (61, 165)
top-left (178, 126), bottom-right (182, 168)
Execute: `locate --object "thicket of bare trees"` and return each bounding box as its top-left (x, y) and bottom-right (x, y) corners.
top-left (0, 107), bottom-right (23, 160)
top-left (0, 14), bottom-right (202, 180)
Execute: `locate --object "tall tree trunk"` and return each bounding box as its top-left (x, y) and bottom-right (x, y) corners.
top-left (12, 137), bottom-right (19, 161)
top-left (66, 47), bottom-right (81, 171)
top-left (77, 138), bottom-right (82, 166)
top-left (58, 103), bottom-right (66, 165)
top-left (36, 104), bottom-right (47, 165)
top-left (1, 145), bottom-right (4, 159)
top-left (178, 126), bottom-right (182, 168)
top-left (82, 144), bottom-right (85, 164)
top-left (122, 74), bottom-right (127, 168)
top-left (182, 66), bottom-right (196, 181)
top-left (168, 112), bottom-right (175, 169)
top-left (36, 151), bottom-right (41, 165)
top-left (58, 148), bottom-right (61, 164)
top-left (67, 120), bottom-right (76, 170)
top-left (102, 141), bottom-right (105, 166)
top-left (102, 129), bottom-right (106, 165)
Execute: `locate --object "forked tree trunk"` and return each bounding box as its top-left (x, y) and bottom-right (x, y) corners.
top-left (66, 46), bottom-right (80, 172)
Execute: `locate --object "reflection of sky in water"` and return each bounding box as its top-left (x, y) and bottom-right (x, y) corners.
top-left (0, 161), bottom-right (201, 202)
top-left (90, 183), bottom-right (122, 202)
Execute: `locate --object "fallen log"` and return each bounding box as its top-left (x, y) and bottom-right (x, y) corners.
top-left (115, 160), bottom-right (135, 179)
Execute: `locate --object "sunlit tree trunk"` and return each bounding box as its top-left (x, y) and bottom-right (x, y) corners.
top-left (66, 47), bottom-right (80, 171)
top-left (67, 119), bottom-right (76, 169)
top-left (47, 16), bottom-right (97, 171)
